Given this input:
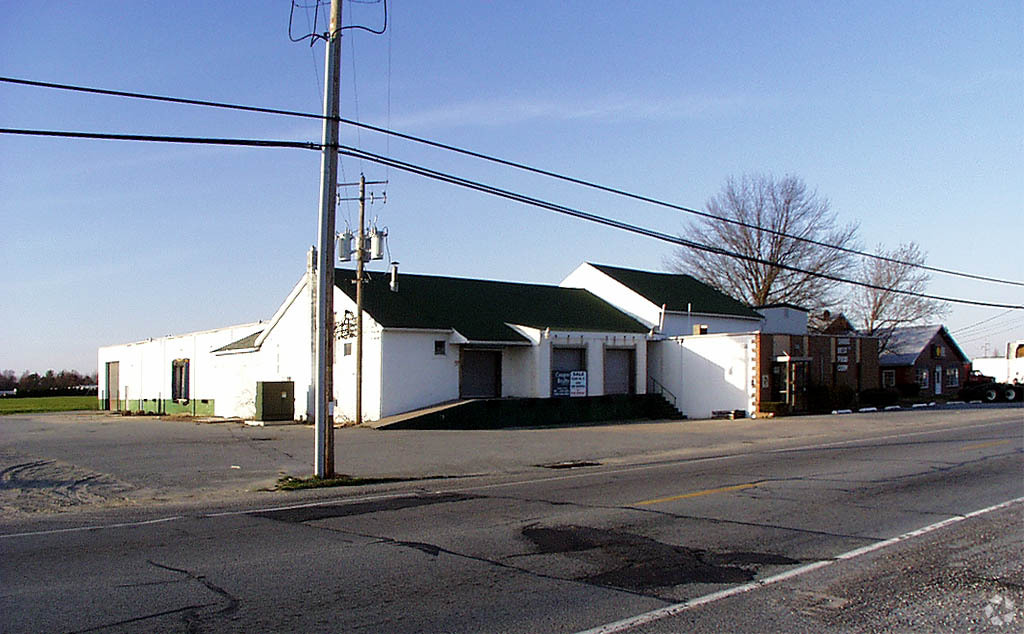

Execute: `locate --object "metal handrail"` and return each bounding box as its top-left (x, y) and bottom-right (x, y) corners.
top-left (647, 375), bottom-right (678, 408)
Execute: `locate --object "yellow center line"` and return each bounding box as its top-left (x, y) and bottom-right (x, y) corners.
top-left (962, 439), bottom-right (1012, 451)
top-left (634, 482), bottom-right (761, 506)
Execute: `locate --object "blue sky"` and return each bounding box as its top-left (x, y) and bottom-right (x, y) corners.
top-left (2, 1), bottom-right (1021, 373)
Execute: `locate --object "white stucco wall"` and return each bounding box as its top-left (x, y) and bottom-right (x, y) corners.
top-left (560, 263), bottom-right (663, 327)
top-left (97, 321), bottom-right (265, 413)
top-left (377, 330), bottom-right (459, 419)
top-left (752, 306), bottom-right (808, 335)
top-left (660, 312), bottom-right (762, 337)
top-left (501, 344), bottom-right (536, 398)
top-left (648, 333), bottom-right (757, 419)
top-left (212, 280), bottom-right (315, 420)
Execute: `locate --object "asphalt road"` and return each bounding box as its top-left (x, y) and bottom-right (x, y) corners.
top-left (1, 407), bottom-right (1022, 632)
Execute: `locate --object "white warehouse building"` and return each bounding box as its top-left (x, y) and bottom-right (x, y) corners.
top-left (98, 265), bottom-right (653, 423)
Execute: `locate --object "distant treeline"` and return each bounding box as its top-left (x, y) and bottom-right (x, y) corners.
top-left (0, 369), bottom-right (98, 397)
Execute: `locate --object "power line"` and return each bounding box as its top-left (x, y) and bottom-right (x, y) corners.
top-left (2, 75), bottom-right (1020, 288)
top-left (340, 0), bottom-right (387, 35)
top-left (0, 127), bottom-right (320, 151)
top-left (952, 307), bottom-right (1022, 335)
top-left (333, 144), bottom-right (1024, 311)
top-left (2, 123), bottom-right (1020, 310)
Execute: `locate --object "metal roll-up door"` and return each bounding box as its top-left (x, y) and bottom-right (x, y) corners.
top-left (460, 349), bottom-right (502, 398)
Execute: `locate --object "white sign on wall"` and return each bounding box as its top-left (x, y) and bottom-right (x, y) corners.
top-left (570, 371), bottom-right (587, 397)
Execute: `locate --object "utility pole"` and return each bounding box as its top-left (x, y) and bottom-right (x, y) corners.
top-left (355, 175), bottom-right (366, 426)
top-left (339, 175), bottom-right (387, 426)
top-left (313, 0), bottom-right (342, 478)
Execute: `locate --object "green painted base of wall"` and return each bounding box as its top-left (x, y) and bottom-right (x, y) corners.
top-left (120, 399), bottom-right (215, 416)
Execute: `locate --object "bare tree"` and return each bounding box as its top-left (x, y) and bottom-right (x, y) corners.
top-left (667, 174), bottom-right (859, 311)
top-left (847, 242), bottom-right (949, 353)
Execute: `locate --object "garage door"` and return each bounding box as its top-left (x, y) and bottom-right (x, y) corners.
top-left (552, 347), bottom-right (585, 372)
top-left (604, 348), bottom-right (634, 395)
top-left (460, 349), bottom-right (501, 398)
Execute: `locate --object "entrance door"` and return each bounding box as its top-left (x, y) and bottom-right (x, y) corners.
top-left (460, 349), bottom-right (501, 398)
top-left (604, 348), bottom-right (635, 395)
top-left (935, 367), bottom-right (943, 395)
top-left (105, 361), bottom-right (119, 410)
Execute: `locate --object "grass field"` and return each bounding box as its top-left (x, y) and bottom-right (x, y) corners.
top-left (0, 396), bottom-right (100, 415)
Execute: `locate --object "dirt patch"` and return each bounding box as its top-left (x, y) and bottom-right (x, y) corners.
top-left (523, 525), bottom-right (798, 592)
top-left (0, 448), bottom-right (135, 516)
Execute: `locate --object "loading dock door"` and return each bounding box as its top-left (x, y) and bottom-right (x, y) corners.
top-left (460, 349), bottom-right (501, 398)
top-left (604, 348), bottom-right (635, 395)
top-left (552, 348), bottom-right (585, 373)
top-left (105, 361), bottom-right (119, 411)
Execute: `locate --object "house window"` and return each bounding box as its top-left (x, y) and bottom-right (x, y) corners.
top-left (932, 344), bottom-right (944, 358)
top-left (946, 367), bottom-right (959, 387)
top-left (172, 359), bottom-right (190, 401)
top-left (343, 343), bottom-right (352, 356)
top-left (882, 370), bottom-right (895, 388)
top-left (918, 369), bottom-right (929, 389)
top-left (434, 340), bottom-right (446, 356)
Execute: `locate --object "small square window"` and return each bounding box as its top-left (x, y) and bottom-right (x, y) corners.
top-left (434, 340), bottom-right (446, 356)
top-left (343, 343), bottom-right (352, 356)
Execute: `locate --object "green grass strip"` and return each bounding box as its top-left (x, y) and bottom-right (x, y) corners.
top-left (275, 474), bottom-right (411, 490)
top-left (0, 396), bottom-right (99, 415)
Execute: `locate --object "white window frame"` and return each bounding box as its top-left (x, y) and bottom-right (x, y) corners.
top-left (882, 369), bottom-right (895, 388)
top-left (946, 367), bottom-right (959, 387)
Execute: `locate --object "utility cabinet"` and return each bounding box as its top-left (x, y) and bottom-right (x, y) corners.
top-left (255, 381), bottom-right (294, 422)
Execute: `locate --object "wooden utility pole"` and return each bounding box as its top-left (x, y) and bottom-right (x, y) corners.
top-left (313, 0), bottom-right (342, 478)
top-left (355, 175), bottom-right (366, 426)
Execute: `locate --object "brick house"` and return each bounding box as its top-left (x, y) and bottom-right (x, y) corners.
top-left (878, 325), bottom-right (970, 397)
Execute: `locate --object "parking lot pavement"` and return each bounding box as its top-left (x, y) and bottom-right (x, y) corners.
top-left (1, 404), bottom-right (1020, 517)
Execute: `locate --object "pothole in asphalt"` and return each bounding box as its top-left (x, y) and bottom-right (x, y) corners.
top-left (536, 460), bottom-right (601, 469)
top-left (522, 525), bottom-right (799, 592)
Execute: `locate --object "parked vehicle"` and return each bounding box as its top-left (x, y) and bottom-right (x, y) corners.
top-left (959, 378), bottom-right (1023, 403)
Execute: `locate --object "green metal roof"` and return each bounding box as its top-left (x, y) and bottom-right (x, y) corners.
top-left (590, 263), bottom-right (762, 319)
top-left (336, 269), bottom-right (649, 342)
top-left (212, 330), bottom-right (263, 352)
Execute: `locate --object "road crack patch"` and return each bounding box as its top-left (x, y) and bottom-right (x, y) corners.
top-left (522, 524), bottom-right (799, 595)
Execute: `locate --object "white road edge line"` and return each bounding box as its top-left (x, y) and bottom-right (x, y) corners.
top-left (0, 515), bottom-right (184, 539)
top-left (2, 418), bottom-right (1018, 539)
top-left (573, 496), bottom-right (1024, 634)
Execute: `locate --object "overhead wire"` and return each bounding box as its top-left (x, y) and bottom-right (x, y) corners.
top-left (0, 127), bottom-right (320, 151)
top-left (955, 317), bottom-right (1024, 343)
top-left (340, 0), bottom-right (387, 34)
top-left (2, 75), bottom-right (1017, 287)
top-left (288, 0), bottom-right (325, 45)
top-left (332, 144), bottom-right (1024, 311)
top-left (0, 122), bottom-right (1020, 310)
top-left (952, 308), bottom-right (1022, 335)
